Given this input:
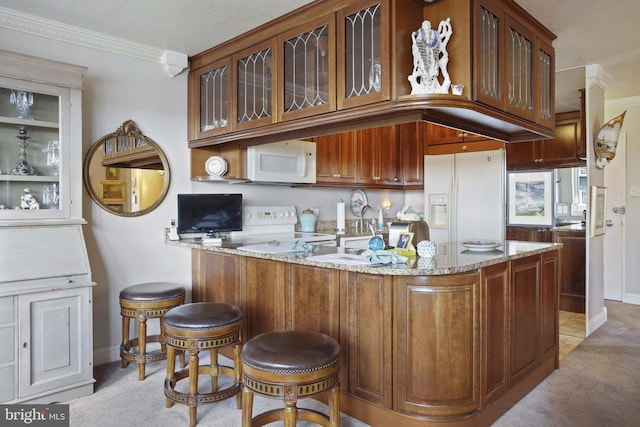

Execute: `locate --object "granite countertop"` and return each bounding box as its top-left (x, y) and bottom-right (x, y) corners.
top-left (552, 223), bottom-right (586, 232)
top-left (166, 237), bottom-right (561, 276)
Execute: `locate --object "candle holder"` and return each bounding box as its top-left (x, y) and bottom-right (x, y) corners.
top-left (9, 90), bottom-right (34, 119)
top-left (10, 126), bottom-right (35, 176)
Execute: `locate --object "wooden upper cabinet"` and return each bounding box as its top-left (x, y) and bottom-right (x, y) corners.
top-left (277, 15), bottom-right (336, 122)
top-left (188, 57), bottom-right (231, 141)
top-left (472, 0), bottom-right (555, 128)
top-left (506, 109), bottom-right (584, 170)
top-left (337, 0), bottom-right (390, 109)
top-left (356, 126), bottom-right (401, 186)
top-left (315, 132), bottom-right (358, 184)
top-left (398, 122), bottom-right (424, 187)
top-left (424, 123), bottom-right (505, 155)
top-left (232, 39), bottom-right (277, 131)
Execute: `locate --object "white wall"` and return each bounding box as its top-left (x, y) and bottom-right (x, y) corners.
top-left (605, 99), bottom-right (640, 302)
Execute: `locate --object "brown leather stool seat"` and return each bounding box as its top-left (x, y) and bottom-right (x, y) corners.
top-left (119, 282), bottom-right (185, 380)
top-left (241, 330), bottom-right (340, 427)
top-left (163, 302), bottom-right (243, 427)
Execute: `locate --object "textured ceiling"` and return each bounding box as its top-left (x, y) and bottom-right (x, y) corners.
top-left (0, 0), bottom-right (638, 101)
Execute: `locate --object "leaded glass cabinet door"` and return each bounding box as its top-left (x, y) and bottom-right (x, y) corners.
top-left (191, 58), bottom-right (231, 139)
top-left (504, 15), bottom-right (535, 122)
top-left (474, 0), bottom-right (505, 110)
top-left (233, 40), bottom-right (277, 131)
top-left (537, 40), bottom-right (555, 129)
top-left (278, 15), bottom-right (336, 122)
top-left (0, 77), bottom-right (72, 220)
top-left (337, 0), bottom-right (390, 109)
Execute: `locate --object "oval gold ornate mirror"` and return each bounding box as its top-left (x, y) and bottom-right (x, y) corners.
top-left (83, 120), bottom-right (170, 217)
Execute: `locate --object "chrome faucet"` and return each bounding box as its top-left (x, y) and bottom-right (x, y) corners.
top-left (355, 204), bottom-right (373, 232)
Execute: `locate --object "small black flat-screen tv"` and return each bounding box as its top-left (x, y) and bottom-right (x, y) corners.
top-left (177, 193), bottom-right (243, 235)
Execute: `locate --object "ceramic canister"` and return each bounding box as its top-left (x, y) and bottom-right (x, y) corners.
top-left (299, 211), bottom-right (317, 232)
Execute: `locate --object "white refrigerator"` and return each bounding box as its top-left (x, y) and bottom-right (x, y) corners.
top-left (424, 149), bottom-right (506, 244)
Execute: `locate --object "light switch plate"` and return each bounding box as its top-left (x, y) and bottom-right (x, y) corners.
top-left (630, 186), bottom-right (640, 197)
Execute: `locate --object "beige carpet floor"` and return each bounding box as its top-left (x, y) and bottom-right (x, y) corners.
top-left (68, 301), bottom-right (639, 427)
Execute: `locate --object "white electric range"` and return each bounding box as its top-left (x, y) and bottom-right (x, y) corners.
top-left (231, 205), bottom-right (335, 253)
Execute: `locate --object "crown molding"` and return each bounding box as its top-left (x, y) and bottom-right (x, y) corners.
top-left (606, 96), bottom-right (640, 110)
top-left (0, 6), bottom-right (187, 77)
top-left (585, 64), bottom-right (614, 91)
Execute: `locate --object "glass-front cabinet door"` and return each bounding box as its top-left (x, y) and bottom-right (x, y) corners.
top-left (474, 0), bottom-right (504, 111)
top-left (190, 58), bottom-right (231, 139)
top-left (0, 77), bottom-right (71, 219)
top-left (504, 15), bottom-right (535, 122)
top-left (337, 0), bottom-right (389, 109)
top-left (278, 15), bottom-right (336, 121)
top-left (233, 40), bottom-right (277, 131)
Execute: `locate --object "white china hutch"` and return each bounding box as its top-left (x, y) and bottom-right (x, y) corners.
top-left (0, 50), bottom-right (94, 403)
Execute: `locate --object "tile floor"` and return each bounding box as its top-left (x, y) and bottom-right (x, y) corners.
top-left (558, 310), bottom-right (585, 360)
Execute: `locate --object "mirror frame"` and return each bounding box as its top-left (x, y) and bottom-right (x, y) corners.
top-left (83, 120), bottom-right (171, 217)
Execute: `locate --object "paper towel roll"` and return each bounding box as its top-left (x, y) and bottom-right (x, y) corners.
top-left (337, 200), bottom-right (345, 234)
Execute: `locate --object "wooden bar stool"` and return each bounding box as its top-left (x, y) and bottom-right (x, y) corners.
top-left (241, 330), bottom-right (340, 427)
top-left (119, 282), bottom-right (185, 380)
top-left (163, 302), bottom-right (243, 427)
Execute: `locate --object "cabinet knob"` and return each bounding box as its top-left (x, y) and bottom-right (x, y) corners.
top-left (332, 173), bottom-right (341, 179)
top-left (462, 145), bottom-right (468, 151)
top-left (393, 177), bottom-right (400, 182)
top-left (373, 176), bottom-right (381, 181)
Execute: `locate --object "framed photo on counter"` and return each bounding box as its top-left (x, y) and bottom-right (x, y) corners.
top-left (507, 170), bottom-right (554, 227)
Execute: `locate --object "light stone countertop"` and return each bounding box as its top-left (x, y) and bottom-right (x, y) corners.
top-left (166, 237), bottom-right (561, 276)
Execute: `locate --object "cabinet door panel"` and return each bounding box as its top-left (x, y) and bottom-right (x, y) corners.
top-left (245, 258), bottom-right (286, 339)
top-left (315, 132), bottom-right (357, 184)
top-left (19, 288), bottom-right (92, 398)
top-left (286, 264), bottom-right (339, 340)
top-left (189, 58), bottom-right (231, 139)
top-left (510, 256), bottom-right (540, 383)
top-left (474, 0), bottom-right (504, 110)
top-left (357, 126), bottom-right (400, 185)
top-left (540, 251), bottom-right (558, 361)
top-left (193, 250), bottom-right (242, 306)
top-left (337, 0), bottom-right (390, 109)
top-left (536, 39), bottom-right (555, 128)
top-left (481, 262), bottom-right (510, 404)
top-left (504, 16), bottom-right (535, 122)
top-left (342, 272), bottom-right (392, 407)
top-left (278, 16), bottom-right (336, 122)
top-left (394, 274), bottom-right (480, 417)
top-left (399, 122), bottom-right (424, 186)
top-left (233, 40), bottom-right (277, 131)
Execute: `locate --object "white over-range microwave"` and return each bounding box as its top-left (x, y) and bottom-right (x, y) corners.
top-left (247, 140), bottom-right (316, 184)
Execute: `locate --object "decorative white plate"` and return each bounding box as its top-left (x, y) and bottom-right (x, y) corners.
top-left (461, 240), bottom-right (503, 252)
top-left (205, 156), bottom-right (228, 177)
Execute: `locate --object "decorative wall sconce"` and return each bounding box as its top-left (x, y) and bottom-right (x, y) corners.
top-left (594, 111), bottom-right (626, 169)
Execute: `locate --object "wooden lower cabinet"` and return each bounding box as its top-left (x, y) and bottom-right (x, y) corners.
top-left (506, 226), bottom-right (552, 242)
top-left (481, 262), bottom-right (510, 405)
top-left (540, 251), bottom-right (559, 362)
top-left (191, 249), bottom-right (559, 425)
top-left (553, 230), bottom-right (586, 313)
top-left (510, 251), bottom-right (559, 384)
top-left (191, 249), bottom-right (241, 305)
top-left (340, 272), bottom-right (392, 408)
top-left (394, 273), bottom-right (480, 417)
top-left (286, 264), bottom-right (340, 340)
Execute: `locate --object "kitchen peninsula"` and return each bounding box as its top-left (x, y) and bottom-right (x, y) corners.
top-left (167, 237), bottom-right (560, 426)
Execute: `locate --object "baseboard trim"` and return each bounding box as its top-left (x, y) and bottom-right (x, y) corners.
top-left (587, 305), bottom-right (608, 336)
top-left (93, 345), bottom-right (121, 367)
top-left (622, 293), bottom-right (640, 305)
